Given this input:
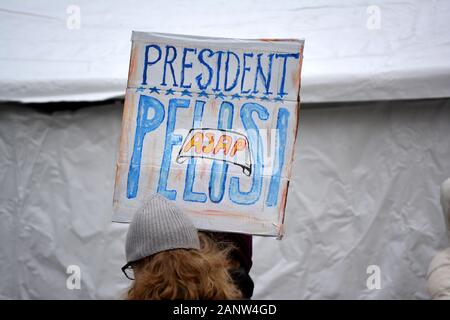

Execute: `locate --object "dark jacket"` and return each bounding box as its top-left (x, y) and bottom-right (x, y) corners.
top-left (207, 232), bottom-right (254, 299)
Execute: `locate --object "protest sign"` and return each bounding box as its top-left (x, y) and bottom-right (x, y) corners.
top-left (113, 32), bottom-right (304, 237)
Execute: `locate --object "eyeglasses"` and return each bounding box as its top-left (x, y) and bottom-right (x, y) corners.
top-left (121, 263), bottom-right (135, 280)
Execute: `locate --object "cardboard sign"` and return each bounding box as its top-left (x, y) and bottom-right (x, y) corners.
top-left (113, 32), bottom-right (304, 237)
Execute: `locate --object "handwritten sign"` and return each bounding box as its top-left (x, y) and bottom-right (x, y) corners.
top-left (113, 32), bottom-right (304, 237)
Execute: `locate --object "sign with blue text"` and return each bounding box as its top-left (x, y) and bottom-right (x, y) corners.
top-left (113, 32), bottom-right (304, 237)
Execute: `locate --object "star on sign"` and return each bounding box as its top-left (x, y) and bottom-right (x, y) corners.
top-left (136, 86), bottom-right (145, 93)
top-left (149, 87), bottom-right (160, 94)
top-left (231, 93), bottom-right (241, 100)
top-left (181, 89), bottom-right (192, 97)
top-left (198, 91), bottom-right (209, 98)
top-left (215, 92), bottom-right (226, 100)
top-left (165, 88), bottom-right (175, 95)
top-left (274, 96), bottom-right (284, 103)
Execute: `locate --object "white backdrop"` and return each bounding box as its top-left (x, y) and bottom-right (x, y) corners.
top-left (0, 99), bottom-right (449, 299)
top-left (1, 0), bottom-right (450, 103)
top-left (1, 0), bottom-right (450, 300)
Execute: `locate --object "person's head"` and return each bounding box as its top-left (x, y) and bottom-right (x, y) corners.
top-left (122, 194), bottom-right (241, 300)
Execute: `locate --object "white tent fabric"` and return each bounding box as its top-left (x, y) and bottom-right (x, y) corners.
top-left (1, 0), bottom-right (450, 300)
top-left (0, 99), bottom-right (449, 299)
top-left (1, 0), bottom-right (450, 103)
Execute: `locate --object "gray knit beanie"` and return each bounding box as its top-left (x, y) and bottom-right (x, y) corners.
top-left (124, 193), bottom-right (200, 265)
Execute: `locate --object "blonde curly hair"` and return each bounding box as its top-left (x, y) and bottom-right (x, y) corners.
top-left (126, 232), bottom-right (242, 300)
